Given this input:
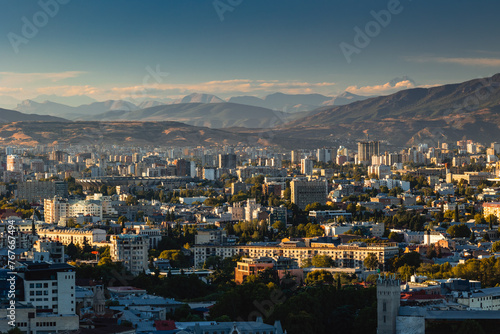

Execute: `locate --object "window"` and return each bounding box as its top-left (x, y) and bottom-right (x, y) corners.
top-left (383, 301), bottom-right (386, 312)
top-left (384, 316), bottom-right (386, 323)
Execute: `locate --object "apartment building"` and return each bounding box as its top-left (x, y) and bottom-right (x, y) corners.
top-left (17, 180), bottom-right (68, 203)
top-left (15, 261), bottom-right (77, 318)
top-left (110, 234), bottom-right (149, 275)
top-left (37, 228), bottom-right (106, 246)
top-left (192, 242), bottom-right (399, 269)
top-left (291, 179), bottom-right (328, 210)
top-left (44, 197), bottom-right (103, 224)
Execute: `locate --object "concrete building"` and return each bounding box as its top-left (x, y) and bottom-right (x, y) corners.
top-left (7, 154), bottom-right (22, 172)
top-left (235, 257), bottom-right (274, 284)
top-left (38, 228), bottom-right (106, 246)
top-left (134, 225), bottom-right (162, 249)
top-left (16, 261), bottom-right (78, 317)
top-left (358, 141), bottom-right (380, 164)
top-left (31, 239), bottom-right (65, 263)
top-left (483, 202), bottom-right (500, 221)
top-left (317, 148), bottom-right (332, 163)
top-left (43, 197), bottom-right (103, 225)
top-left (218, 153), bottom-right (237, 169)
top-left (195, 229), bottom-right (228, 245)
top-left (300, 158), bottom-right (314, 175)
top-left (17, 181), bottom-right (68, 204)
top-left (291, 179), bottom-right (328, 210)
top-left (0, 301), bottom-right (79, 334)
top-left (192, 242), bottom-right (399, 269)
top-left (110, 234), bottom-right (149, 275)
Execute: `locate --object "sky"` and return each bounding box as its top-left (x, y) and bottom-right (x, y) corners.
top-left (0, 0), bottom-right (499, 107)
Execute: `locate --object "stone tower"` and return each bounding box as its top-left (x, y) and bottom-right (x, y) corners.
top-left (377, 274), bottom-right (401, 334)
top-left (93, 285), bottom-right (106, 315)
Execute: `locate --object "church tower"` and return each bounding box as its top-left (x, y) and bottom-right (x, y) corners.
top-left (377, 274), bottom-right (401, 334)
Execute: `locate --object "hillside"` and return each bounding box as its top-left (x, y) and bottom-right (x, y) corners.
top-left (282, 74), bottom-right (500, 146)
top-left (86, 103), bottom-right (303, 128)
top-left (0, 108), bottom-right (67, 123)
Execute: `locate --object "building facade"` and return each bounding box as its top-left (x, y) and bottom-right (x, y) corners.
top-left (110, 234), bottom-right (149, 275)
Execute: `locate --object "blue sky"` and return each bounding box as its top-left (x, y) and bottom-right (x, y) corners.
top-left (0, 0), bottom-right (499, 105)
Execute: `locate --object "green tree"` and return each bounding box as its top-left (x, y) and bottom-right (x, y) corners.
top-left (447, 224), bottom-right (471, 238)
top-left (305, 270), bottom-right (334, 286)
top-left (363, 253), bottom-right (379, 270)
top-left (98, 256), bottom-right (112, 266)
top-left (492, 241), bottom-right (500, 253)
top-left (311, 255), bottom-right (333, 268)
top-left (301, 258), bottom-right (312, 268)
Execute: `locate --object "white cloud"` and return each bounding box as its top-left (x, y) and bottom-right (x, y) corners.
top-left (408, 56), bottom-right (500, 67)
top-left (0, 87), bottom-right (24, 94)
top-left (36, 85), bottom-right (99, 96)
top-left (0, 71), bottom-right (85, 85)
top-left (346, 79), bottom-right (416, 96)
top-left (110, 79), bottom-right (336, 98)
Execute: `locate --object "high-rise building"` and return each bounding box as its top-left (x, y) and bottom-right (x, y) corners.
top-left (7, 155), bottom-right (22, 172)
top-left (30, 159), bottom-right (45, 173)
top-left (110, 234), bottom-right (149, 275)
top-left (218, 154), bottom-right (237, 169)
top-left (291, 150), bottom-right (299, 164)
top-left (291, 179), bottom-right (327, 210)
top-left (316, 148), bottom-right (332, 163)
top-left (17, 180), bottom-right (68, 203)
top-left (174, 158), bottom-right (190, 176)
top-left (358, 141), bottom-right (380, 163)
top-left (300, 158), bottom-right (314, 175)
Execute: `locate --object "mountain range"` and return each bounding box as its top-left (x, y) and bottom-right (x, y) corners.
top-left (13, 91), bottom-right (372, 121)
top-left (1, 74), bottom-right (500, 148)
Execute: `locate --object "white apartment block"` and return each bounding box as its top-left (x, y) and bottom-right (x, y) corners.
top-left (16, 262), bottom-right (77, 315)
top-left (44, 197), bottom-right (103, 225)
top-left (38, 228), bottom-right (106, 246)
top-left (111, 234), bottom-right (149, 275)
top-left (192, 243), bottom-right (399, 268)
top-left (134, 225), bottom-right (162, 249)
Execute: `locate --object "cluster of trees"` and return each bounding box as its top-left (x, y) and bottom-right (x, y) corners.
top-left (224, 220), bottom-right (325, 244)
top-left (446, 223), bottom-right (471, 238)
top-left (65, 240), bottom-right (95, 261)
top-left (209, 279), bottom-right (377, 334)
top-left (382, 208), bottom-right (425, 231)
top-left (158, 249), bottom-right (190, 268)
top-left (225, 221), bottom-right (270, 243)
top-left (0, 198), bottom-right (34, 219)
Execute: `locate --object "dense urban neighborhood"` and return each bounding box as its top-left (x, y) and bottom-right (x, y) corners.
top-left (2, 139), bottom-right (500, 333)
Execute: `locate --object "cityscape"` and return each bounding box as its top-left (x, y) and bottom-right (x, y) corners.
top-left (1, 1), bottom-right (500, 334)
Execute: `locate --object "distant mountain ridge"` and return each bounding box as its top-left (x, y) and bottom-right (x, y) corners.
top-left (281, 73), bottom-right (500, 146)
top-left (85, 102), bottom-right (305, 128)
top-left (0, 107), bottom-right (67, 123)
top-left (13, 91), bottom-right (374, 120)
